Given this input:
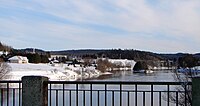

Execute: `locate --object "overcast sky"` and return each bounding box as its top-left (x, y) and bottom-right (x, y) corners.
top-left (0, 0), bottom-right (200, 53)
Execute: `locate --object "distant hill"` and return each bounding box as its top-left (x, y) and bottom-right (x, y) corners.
top-left (157, 53), bottom-right (200, 60)
top-left (194, 53), bottom-right (200, 58)
top-left (50, 49), bottom-right (104, 56)
top-left (22, 48), bottom-right (46, 54)
top-left (156, 53), bottom-right (187, 60)
top-left (13, 48), bottom-right (46, 54)
top-left (97, 49), bottom-right (164, 61)
top-left (49, 49), bottom-right (200, 61)
top-left (49, 49), bottom-right (164, 61)
top-left (12, 48), bottom-right (200, 61)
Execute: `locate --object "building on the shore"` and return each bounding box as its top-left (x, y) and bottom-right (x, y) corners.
top-left (50, 55), bottom-right (68, 62)
top-left (8, 56), bottom-right (29, 64)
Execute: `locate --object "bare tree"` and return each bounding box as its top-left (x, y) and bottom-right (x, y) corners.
top-left (163, 55), bottom-right (197, 106)
top-left (96, 59), bottom-right (115, 72)
top-left (0, 62), bottom-right (11, 80)
top-left (165, 71), bottom-right (192, 106)
top-left (83, 57), bottom-right (94, 67)
top-left (0, 62), bottom-right (11, 105)
top-left (165, 55), bottom-right (199, 106)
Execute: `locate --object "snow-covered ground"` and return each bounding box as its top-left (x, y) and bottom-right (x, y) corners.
top-left (3, 63), bottom-right (103, 81)
top-left (177, 66), bottom-right (200, 73)
top-left (108, 59), bottom-right (136, 69)
top-left (2, 59), bottom-right (136, 81)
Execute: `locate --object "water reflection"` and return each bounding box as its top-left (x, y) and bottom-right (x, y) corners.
top-left (48, 70), bottom-right (178, 106)
top-left (3, 70), bottom-right (178, 106)
top-left (93, 70), bottom-right (175, 82)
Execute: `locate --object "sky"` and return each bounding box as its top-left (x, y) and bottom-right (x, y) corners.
top-left (0, 0), bottom-right (200, 53)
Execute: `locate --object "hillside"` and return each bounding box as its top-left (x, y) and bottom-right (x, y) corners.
top-left (9, 48), bottom-right (200, 62)
top-left (49, 49), bottom-right (200, 61)
top-left (15, 48), bottom-right (46, 54)
top-left (49, 49), bottom-right (164, 61)
top-left (50, 49), bottom-right (104, 56)
top-left (156, 53), bottom-right (187, 60)
top-left (97, 49), bottom-right (164, 61)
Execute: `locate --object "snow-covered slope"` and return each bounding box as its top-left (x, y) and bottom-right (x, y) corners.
top-left (4, 63), bottom-right (79, 81)
top-left (3, 63), bottom-right (103, 81)
top-left (108, 59), bottom-right (136, 69)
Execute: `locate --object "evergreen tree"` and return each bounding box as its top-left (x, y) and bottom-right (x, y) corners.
top-left (46, 52), bottom-right (51, 58)
top-left (34, 53), bottom-right (41, 63)
top-left (178, 54), bottom-right (197, 68)
top-left (26, 53), bottom-right (41, 63)
top-left (133, 61), bottom-right (148, 70)
top-left (41, 55), bottom-right (49, 63)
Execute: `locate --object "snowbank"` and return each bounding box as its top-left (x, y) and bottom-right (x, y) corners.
top-left (3, 63), bottom-right (102, 81)
top-left (4, 63), bottom-right (79, 81)
top-left (108, 59), bottom-right (136, 70)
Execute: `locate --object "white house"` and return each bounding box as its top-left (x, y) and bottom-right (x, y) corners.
top-left (8, 56), bottom-right (29, 64)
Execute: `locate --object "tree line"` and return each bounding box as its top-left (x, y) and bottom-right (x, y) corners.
top-left (10, 49), bottom-right (50, 63)
top-left (178, 54), bottom-right (200, 68)
top-left (97, 49), bottom-right (163, 61)
top-left (0, 42), bottom-right (12, 52)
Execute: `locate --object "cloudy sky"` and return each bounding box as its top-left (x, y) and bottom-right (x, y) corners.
top-left (0, 0), bottom-right (200, 53)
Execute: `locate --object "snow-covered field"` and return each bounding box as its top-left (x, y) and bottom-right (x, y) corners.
top-left (3, 63), bottom-right (102, 81)
top-left (1, 59), bottom-right (137, 81)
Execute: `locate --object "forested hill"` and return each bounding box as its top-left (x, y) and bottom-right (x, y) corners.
top-left (1, 40), bottom-right (199, 63)
top-left (50, 49), bottom-right (200, 61)
top-left (157, 53), bottom-right (200, 60)
top-left (97, 49), bottom-right (164, 61)
top-left (50, 49), bottom-right (104, 56)
top-left (10, 48), bottom-right (200, 61)
top-left (50, 49), bottom-right (165, 61)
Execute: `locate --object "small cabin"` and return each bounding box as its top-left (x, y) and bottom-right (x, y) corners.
top-left (8, 56), bottom-right (29, 64)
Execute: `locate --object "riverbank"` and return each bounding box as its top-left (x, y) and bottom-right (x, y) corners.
top-left (3, 63), bottom-right (112, 81)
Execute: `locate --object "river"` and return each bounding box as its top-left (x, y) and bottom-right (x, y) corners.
top-left (2, 70), bottom-right (181, 106)
top-left (92, 70), bottom-right (175, 82)
top-left (48, 70), bottom-right (179, 106)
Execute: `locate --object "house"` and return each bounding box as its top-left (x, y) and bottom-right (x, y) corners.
top-left (8, 56), bottom-right (29, 63)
